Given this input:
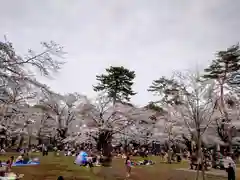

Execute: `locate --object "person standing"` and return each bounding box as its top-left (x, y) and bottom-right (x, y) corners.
top-left (168, 148), bottom-right (173, 164)
top-left (226, 163), bottom-right (235, 180)
top-left (96, 154), bottom-right (101, 166)
top-left (125, 156), bottom-right (132, 178)
top-left (53, 146), bottom-right (58, 156)
top-left (87, 155), bottom-right (93, 173)
top-left (42, 144), bottom-right (45, 156)
top-left (45, 145), bottom-right (48, 156)
top-left (42, 144), bottom-right (48, 156)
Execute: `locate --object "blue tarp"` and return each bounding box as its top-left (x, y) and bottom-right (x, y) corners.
top-left (75, 151), bottom-right (88, 165)
top-left (2, 161), bottom-right (40, 167)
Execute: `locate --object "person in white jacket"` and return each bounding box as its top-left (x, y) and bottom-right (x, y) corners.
top-left (223, 155), bottom-right (236, 173)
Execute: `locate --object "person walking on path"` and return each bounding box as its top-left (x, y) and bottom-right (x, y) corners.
top-left (125, 156), bottom-right (132, 178)
top-left (226, 163), bottom-right (236, 180)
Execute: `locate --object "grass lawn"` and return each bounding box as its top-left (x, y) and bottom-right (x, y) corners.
top-left (0, 153), bottom-right (232, 180)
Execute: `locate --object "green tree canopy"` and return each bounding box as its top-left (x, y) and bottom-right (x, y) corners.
top-left (93, 66), bottom-right (136, 104)
top-left (203, 44), bottom-right (240, 83)
top-left (148, 77), bottom-right (182, 105)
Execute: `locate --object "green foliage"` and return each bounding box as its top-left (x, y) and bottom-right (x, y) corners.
top-left (93, 66), bottom-right (136, 103)
top-left (32, 104), bottom-right (50, 111)
top-left (145, 102), bottom-right (165, 113)
top-left (203, 44), bottom-right (240, 82)
top-left (144, 102), bottom-right (167, 122)
top-left (148, 77), bottom-right (182, 105)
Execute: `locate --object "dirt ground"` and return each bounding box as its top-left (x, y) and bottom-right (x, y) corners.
top-left (0, 153), bottom-right (233, 180)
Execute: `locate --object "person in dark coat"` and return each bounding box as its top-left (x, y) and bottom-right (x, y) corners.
top-left (226, 163), bottom-right (235, 180)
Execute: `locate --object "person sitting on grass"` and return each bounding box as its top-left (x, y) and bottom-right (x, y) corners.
top-left (137, 159), bottom-right (155, 166)
top-left (0, 149), bottom-right (6, 155)
top-left (22, 153), bottom-right (30, 164)
top-left (6, 172), bottom-right (24, 180)
top-left (15, 153), bottom-right (30, 164)
top-left (15, 154), bottom-right (24, 164)
top-left (0, 159), bottom-right (23, 179)
top-left (6, 156), bottom-right (14, 173)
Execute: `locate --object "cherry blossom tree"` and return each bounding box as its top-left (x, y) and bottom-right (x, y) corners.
top-left (149, 70), bottom-right (218, 180)
top-left (77, 93), bottom-right (158, 157)
top-left (37, 92), bottom-right (84, 145)
top-left (0, 39), bottom-right (65, 92)
top-left (0, 38), bottom-right (66, 148)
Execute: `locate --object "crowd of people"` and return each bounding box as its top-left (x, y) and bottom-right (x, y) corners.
top-left (0, 142), bottom-right (238, 179)
top-left (0, 146), bottom-right (41, 179)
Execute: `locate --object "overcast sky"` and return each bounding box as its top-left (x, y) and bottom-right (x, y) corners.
top-left (1, 0), bottom-right (240, 105)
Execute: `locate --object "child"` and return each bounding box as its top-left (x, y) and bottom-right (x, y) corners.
top-left (125, 156), bottom-right (132, 178)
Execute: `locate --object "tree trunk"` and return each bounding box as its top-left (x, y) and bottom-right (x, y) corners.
top-left (50, 136), bottom-right (57, 147)
top-left (220, 84), bottom-right (232, 153)
top-left (220, 84), bottom-right (227, 118)
top-left (124, 139), bottom-right (128, 154)
top-left (195, 140), bottom-right (201, 180)
top-left (201, 149), bottom-right (206, 180)
top-left (36, 129), bottom-right (42, 145)
top-left (11, 136), bottom-right (17, 147)
top-left (37, 137), bottom-right (42, 146)
top-left (99, 133), bottom-right (113, 180)
top-left (195, 130), bottom-right (203, 180)
top-left (97, 130), bottom-right (113, 165)
top-left (228, 140), bottom-right (233, 153)
top-left (0, 138), bottom-right (5, 149)
top-left (28, 135), bottom-right (32, 149)
top-left (57, 128), bottom-right (67, 140)
top-left (18, 136), bottom-right (24, 149)
top-left (195, 136), bottom-right (207, 180)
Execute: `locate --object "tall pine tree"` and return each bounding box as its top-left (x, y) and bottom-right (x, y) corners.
top-left (203, 44), bottom-right (240, 152)
top-left (93, 66), bottom-right (136, 104)
top-left (93, 66), bottom-right (136, 164)
top-left (203, 44), bottom-right (240, 118)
